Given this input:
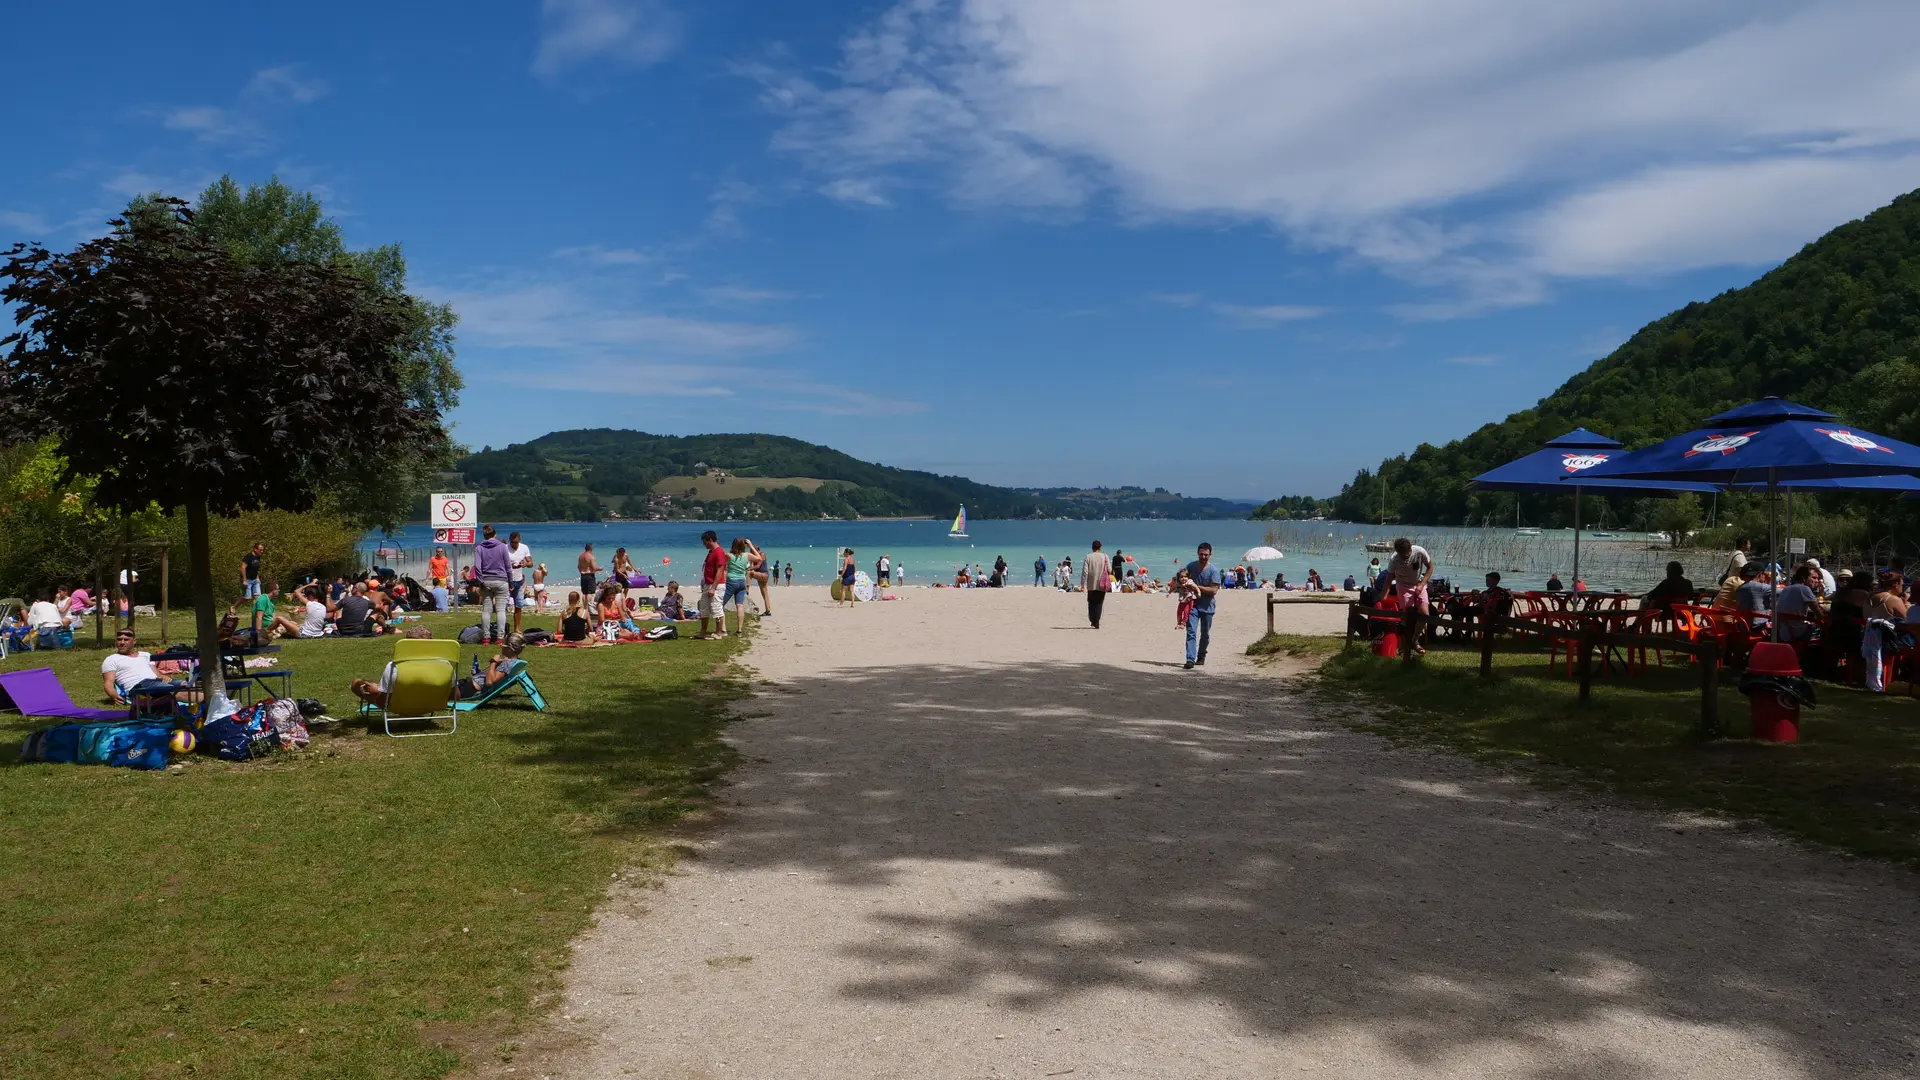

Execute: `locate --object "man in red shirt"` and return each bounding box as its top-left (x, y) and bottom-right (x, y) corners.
top-left (698, 530), bottom-right (726, 639)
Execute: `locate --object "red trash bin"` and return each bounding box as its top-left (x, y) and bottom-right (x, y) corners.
top-left (1373, 593), bottom-right (1402, 658)
top-left (1745, 640), bottom-right (1801, 743)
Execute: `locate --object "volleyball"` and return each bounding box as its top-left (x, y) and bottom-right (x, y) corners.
top-left (169, 729), bottom-right (197, 755)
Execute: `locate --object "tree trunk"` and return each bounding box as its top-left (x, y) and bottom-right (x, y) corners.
top-left (187, 497), bottom-right (220, 701)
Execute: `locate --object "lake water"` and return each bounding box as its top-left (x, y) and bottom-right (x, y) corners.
top-left (360, 519), bottom-right (1715, 594)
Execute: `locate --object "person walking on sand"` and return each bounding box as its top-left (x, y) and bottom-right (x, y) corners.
top-left (724, 537), bottom-right (759, 636)
top-left (697, 531), bottom-right (726, 638)
top-left (784, 562), bottom-right (793, 586)
top-left (1034, 555), bottom-right (1047, 587)
top-left (1081, 540), bottom-right (1112, 628)
top-left (579, 542), bottom-right (602, 601)
top-left (1183, 542), bottom-right (1223, 669)
top-left (878, 553), bottom-right (891, 586)
top-left (838, 548), bottom-right (859, 608)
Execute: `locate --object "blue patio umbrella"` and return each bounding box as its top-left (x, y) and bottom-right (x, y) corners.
top-left (1470, 428), bottom-right (1717, 585)
top-left (1573, 398), bottom-right (1920, 638)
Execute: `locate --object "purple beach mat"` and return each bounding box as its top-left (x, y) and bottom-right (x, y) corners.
top-left (0, 667), bottom-right (128, 721)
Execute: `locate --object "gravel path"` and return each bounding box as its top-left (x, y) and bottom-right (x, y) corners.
top-left (534, 588), bottom-right (1919, 1079)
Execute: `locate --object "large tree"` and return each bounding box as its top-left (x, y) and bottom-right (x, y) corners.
top-left (0, 201), bottom-right (445, 695)
top-left (186, 176), bottom-right (462, 530)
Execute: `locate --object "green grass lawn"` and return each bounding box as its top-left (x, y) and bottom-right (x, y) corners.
top-left (1278, 634), bottom-right (1920, 868)
top-left (0, 612), bottom-right (746, 1079)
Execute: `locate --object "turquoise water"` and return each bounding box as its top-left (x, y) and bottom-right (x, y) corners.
top-left (362, 519), bottom-right (1306, 587)
top-left (359, 518), bottom-right (1696, 592)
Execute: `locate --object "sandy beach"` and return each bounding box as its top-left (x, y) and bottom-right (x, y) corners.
top-left (526, 586), bottom-right (1920, 1079)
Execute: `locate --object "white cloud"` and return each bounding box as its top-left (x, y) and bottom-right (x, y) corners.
top-left (768, 0), bottom-right (1920, 313)
top-left (506, 359), bottom-right (927, 416)
top-left (534, 0), bottom-right (681, 77)
top-left (100, 168), bottom-right (218, 200)
top-left (422, 280), bottom-right (798, 356)
top-left (552, 244), bottom-right (652, 265)
top-left (820, 177), bottom-right (891, 206)
top-left (0, 210), bottom-right (50, 234)
top-left (1212, 303), bottom-right (1328, 325)
top-left (1446, 354), bottom-right (1500, 367)
top-left (157, 65), bottom-right (328, 148)
top-left (702, 285), bottom-right (797, 303)
top-left (246, 66), bottom-right (328, 104)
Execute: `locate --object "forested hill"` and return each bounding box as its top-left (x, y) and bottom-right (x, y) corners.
top-left (450, 430), bottom-right (1255, 521)
top-left (1326, 187), bottom-right (1920, 526)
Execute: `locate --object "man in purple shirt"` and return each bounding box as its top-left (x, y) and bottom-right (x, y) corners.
top-left (473, 524), bottom-right (513, 645)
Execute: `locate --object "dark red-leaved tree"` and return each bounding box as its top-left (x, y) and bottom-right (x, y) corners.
top-left (0, 201), bottom-right (445, 695)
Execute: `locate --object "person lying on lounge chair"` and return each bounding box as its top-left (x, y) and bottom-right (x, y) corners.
top-left (350, 629), bottom-right (525, 708)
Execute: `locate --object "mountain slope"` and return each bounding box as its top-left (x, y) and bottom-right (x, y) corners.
top-left (1333, 188), bottom-right (1920, 525)
top-left (450, 430), bottom-right (1254, 521)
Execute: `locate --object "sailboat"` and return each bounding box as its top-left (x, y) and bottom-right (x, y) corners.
top-left (948, 505), bottom-right (968, 539)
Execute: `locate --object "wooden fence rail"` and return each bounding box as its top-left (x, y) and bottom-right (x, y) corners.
top-left (1326, 599), bottom-right (1721, 735)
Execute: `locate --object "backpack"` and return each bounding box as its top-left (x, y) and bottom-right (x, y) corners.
top-left (521, 628), bottom-right (554, 645)
top-left (459, 624), bottom-right (486, 644)
top-left (643, 624), bottom-right (677, 641)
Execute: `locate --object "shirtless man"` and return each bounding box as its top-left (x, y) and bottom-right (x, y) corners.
top-left (579, 543), bottom-right (602, 602)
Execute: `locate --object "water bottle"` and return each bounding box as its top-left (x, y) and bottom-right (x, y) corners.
top-left (471, 654), bottom-right (482, 678)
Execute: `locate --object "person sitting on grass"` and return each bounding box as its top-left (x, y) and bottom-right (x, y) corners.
top-left (560, 590), bottom-right (592, 642)
top-left (597, 580), bottom-right (639, 634)
top-left (238, 580), bottom-right (305, 642)
top-left (657, 580), bottom-right (686, 621)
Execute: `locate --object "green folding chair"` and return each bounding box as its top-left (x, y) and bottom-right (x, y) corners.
top-left (378, 657), bottom-right (458, 738)
top-left (453, 658), bottom-right (547, 713)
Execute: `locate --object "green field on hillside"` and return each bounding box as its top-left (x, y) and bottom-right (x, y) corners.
top-left (651, 474), bottom-right (826, 500)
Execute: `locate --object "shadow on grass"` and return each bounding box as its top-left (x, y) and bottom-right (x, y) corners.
top-left (1317, 640), bottom-right (1920, 866)
top-left (688, 658), bottom-right (1920, 1078)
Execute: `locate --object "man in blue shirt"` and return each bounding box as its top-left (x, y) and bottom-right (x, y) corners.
top-left (1184, 542), bottom-right (1223, 669)
top-left (1034, 555), bottom-right (1047, 587)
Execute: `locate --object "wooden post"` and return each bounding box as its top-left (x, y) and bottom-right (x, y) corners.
top-left (1699, 637), bottom-right (1721, 737)
top-left (1577, 628), bottom-right (1595, 703)
top-left (160, 543), bottom-right (170, 646)
top-left (1480, 615), bottom-right (1496, 678)
top-left (1267, 593), bottom-right (1276, 636)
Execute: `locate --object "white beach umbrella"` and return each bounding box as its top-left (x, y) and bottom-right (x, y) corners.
top-left (1242, 546), bottom-right (1284, 561)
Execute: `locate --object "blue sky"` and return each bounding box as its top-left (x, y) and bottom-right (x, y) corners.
top-left (6, 1), bottom-right (1920, 499)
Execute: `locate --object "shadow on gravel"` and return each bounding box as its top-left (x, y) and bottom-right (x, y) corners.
top-left (718, 662), bottom-right (1920, 1079)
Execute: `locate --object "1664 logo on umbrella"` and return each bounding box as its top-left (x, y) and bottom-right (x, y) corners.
top-left (1684, 431), bottom-right (1760, 457)
top-left (1560, 453), bottom-right (1608, 472)
top-left (1815, 428), bottom-right (1894, 453)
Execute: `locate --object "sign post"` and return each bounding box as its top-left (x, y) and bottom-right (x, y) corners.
top-left (431, 493), bottom-right (479, 546)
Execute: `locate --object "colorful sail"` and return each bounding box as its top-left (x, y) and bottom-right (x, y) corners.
top-left (949, 505), bottom-right (968, 536)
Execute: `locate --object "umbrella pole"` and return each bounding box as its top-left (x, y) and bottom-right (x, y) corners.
top-left (1768, 469), bottom-right (1779, 643)
top-left (1572, 487), bottom-right (1583, 588)
top-left (1778, 488), bottom-right (1791, 643)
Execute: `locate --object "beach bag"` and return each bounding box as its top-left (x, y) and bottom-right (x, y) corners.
top-left (459, 624), bottom-right (486, 644)
top-left (521, 628), bottom-right (554, 645)
top-left (21, 721), bottom-right (173, 770)
top-left (644, 624), bottom-right (677, 641)
top-left (198, 716), bottom-right (267, 761)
